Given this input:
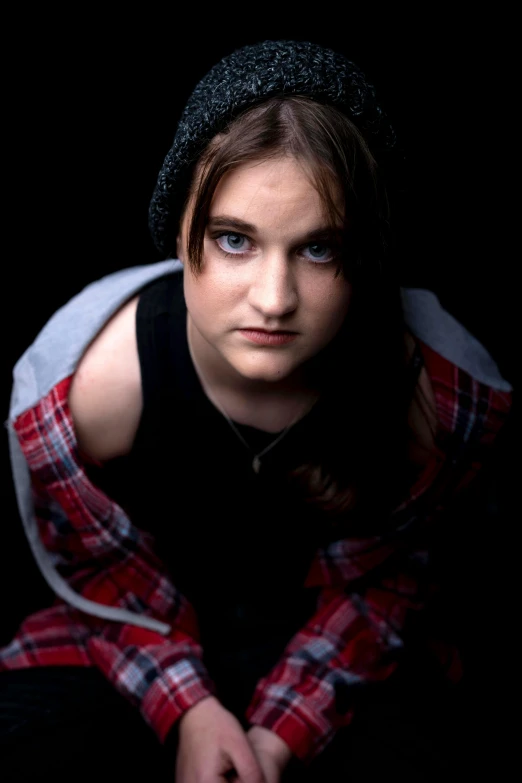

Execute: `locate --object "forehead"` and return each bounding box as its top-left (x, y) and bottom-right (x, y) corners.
top-left (208, 155), bottom-right (339, 228)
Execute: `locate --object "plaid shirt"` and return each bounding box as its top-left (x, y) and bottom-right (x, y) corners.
top-left (0, 338), bottom-right (512, 763)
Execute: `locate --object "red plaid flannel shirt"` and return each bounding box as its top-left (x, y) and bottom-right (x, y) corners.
top-left (0, 339), bottom-right (512, 762)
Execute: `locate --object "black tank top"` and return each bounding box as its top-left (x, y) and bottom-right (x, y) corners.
top-left (86, 272), bottom-right (424, 669)
top-left (123, 272), bottom-right (324, 649)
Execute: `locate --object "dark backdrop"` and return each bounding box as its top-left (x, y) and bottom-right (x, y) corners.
top-left (2, 10), bottom-right (516, 668)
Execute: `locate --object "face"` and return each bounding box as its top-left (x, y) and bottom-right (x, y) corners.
top-left (178, 155), bottom-right (352, 389)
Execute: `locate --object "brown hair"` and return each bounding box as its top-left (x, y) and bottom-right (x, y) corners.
top-left (184, 96), bottom-right (388, 283)
top-left (181, 97), bottom-right (436, 533)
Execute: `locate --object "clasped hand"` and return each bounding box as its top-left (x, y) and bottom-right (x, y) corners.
top-left (175, 695), bottom-right (293, 782)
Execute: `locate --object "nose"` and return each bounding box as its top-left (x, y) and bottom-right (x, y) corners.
top-left (248, 251), bottom-right (298, 320)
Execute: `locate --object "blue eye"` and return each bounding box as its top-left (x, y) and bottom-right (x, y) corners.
top-left (302, 243), bottom-right (334, 263)
top-left (216, 232), bottom-right (250, 254)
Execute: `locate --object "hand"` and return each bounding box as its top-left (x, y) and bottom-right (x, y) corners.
top-left (246, 726), bottom-right (293, 783)
top-left (176, 696), bottom-right (266, 782)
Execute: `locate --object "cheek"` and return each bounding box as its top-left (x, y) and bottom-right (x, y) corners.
top-left (309, 279), bottom-right (352, 330)
top-left (191, 262), bottom-right (246, 310)
top-left (183, 276), bottom-right (207, 322)
top-left (184, 273), bottom-right (233, 327)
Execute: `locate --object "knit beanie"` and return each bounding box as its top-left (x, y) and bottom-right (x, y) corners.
top-left (148, 39), bottom-right (397, 255)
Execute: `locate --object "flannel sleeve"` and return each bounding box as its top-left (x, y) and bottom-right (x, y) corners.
top-left (245, 553), bottom-right (429, 762)
top-left (246, 376), bottom-right (513, 763)
top-left (4, 377), bottom-right (216, 743)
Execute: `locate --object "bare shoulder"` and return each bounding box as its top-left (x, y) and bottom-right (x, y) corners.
top-left (68, 295), bottom-right (142, 462)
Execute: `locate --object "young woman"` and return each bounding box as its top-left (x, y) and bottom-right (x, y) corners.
top-left (0, 41), bottom-right (512, 781)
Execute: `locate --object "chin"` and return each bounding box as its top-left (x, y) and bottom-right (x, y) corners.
top-left (231, 357), bottom-right (298, 384)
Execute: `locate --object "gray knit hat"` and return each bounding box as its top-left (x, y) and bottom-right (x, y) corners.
top-left (148, 40), bottom-right (397, 255)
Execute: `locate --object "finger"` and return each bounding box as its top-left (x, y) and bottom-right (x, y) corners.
top-left (230, 745), bottom-right (266, 783)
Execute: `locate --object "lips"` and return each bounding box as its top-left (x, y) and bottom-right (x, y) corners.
top-left (239, 328), bottom-right (298, 346)
top-left (243, 328), bottom-right (297, 334)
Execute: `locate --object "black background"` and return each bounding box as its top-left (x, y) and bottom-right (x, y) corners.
top-left (2, 9), bottom-right (516, 662)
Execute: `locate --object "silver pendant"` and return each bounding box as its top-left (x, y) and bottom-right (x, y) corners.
top-left (252, 456), bottom-right (261, 473)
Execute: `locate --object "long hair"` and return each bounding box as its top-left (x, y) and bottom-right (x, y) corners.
top-left (182, 97), bottom-right (435, 532)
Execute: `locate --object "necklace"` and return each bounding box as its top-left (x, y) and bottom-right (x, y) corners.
top-left (188, 336), bottom-right (318, 474)
top-left (211, 407), bottom-right (298, 474)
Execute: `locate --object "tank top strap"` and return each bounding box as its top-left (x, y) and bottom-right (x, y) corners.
top-left (135, 272), bottom-right (184, 407)
top-left (82, 271), bottom-right (189, 511)
top-left (132, 271), bottom-right (207, 451)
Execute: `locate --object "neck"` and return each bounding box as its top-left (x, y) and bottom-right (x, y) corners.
top-left (187, 315), bottom-right (320, 432)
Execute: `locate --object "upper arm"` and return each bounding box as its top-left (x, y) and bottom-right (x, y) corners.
top-left (68, 295), bottom-right (143, 463)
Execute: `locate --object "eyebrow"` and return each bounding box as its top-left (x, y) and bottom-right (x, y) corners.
top-left (207, 215), bottom-right (343, 242)
top-left (207, 216), bottom-right (257, 233)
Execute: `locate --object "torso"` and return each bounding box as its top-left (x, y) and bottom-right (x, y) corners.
top-left (69, 275), bottom-right (440, 663)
